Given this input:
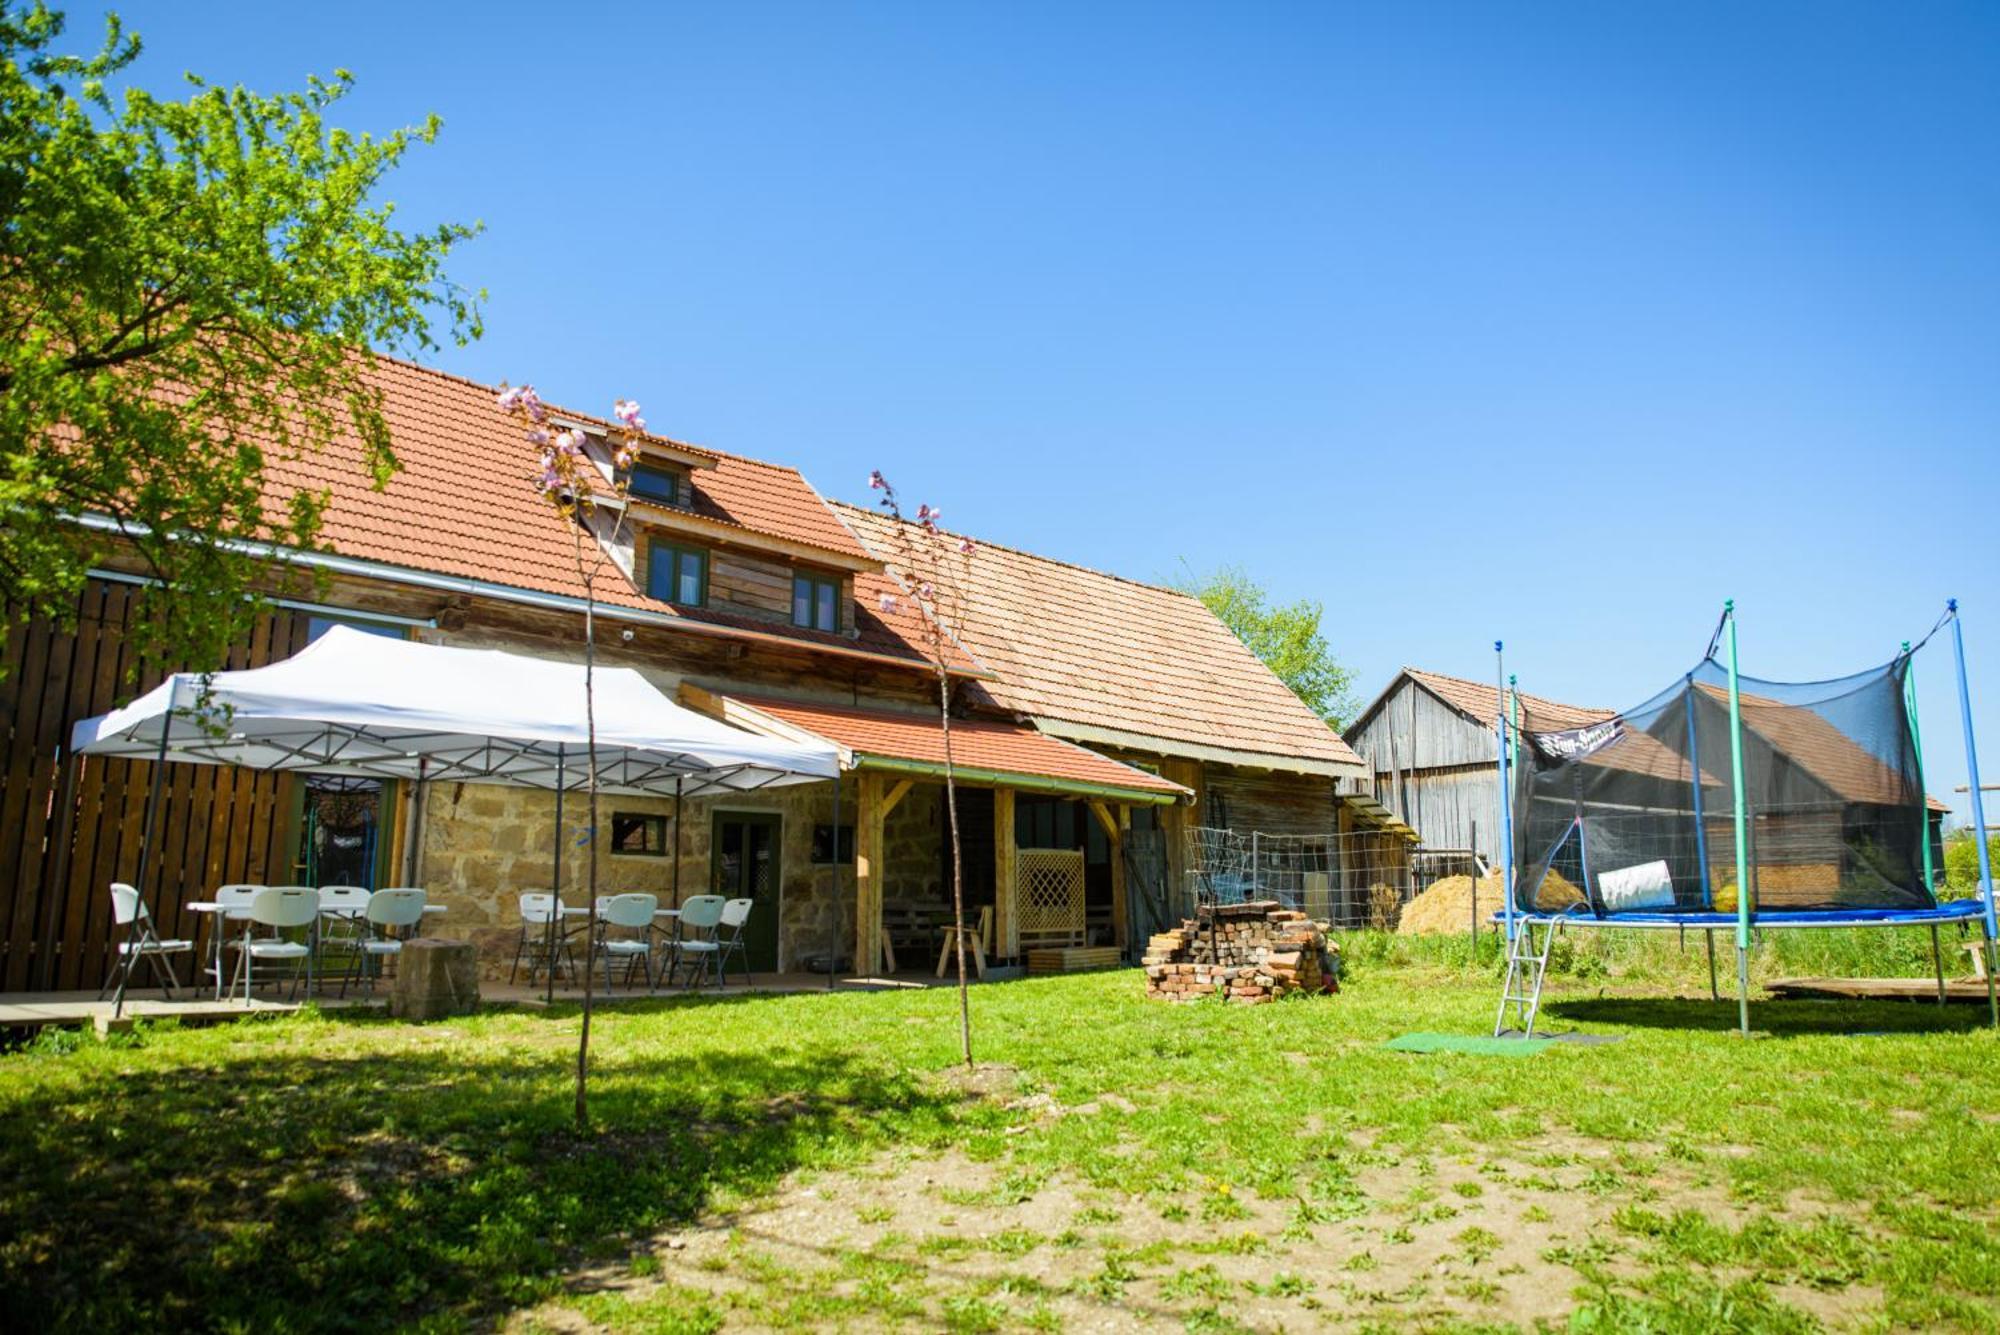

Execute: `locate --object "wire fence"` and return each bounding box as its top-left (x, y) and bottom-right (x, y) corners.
top-left (1184, 826), bottom-right (1421, 930)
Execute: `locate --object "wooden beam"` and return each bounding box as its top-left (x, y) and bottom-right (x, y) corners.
top-left (1108, 804), bottom-right (1131, 951)
top-left (994, 787), bottom-right (1018, 958)
top-left (1086, 799), bottom-right (1118, 840)
top-left (879, 777), bottom-right (915, 821)
top-left (854, 770), bottom-right (886, 977)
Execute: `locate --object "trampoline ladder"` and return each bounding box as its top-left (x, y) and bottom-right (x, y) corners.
top-left (1495, 919), bottom-right (1559, 1038)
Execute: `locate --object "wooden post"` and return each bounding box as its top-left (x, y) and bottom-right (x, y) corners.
top-left (854, 770), bottom-right (885, 977)
top-left (1088, 800), bottom-right (1129, 952)
top-left (994, 787), bottom-right (1018, 958)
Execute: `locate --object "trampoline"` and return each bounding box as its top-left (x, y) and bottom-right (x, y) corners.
top-left (1491, 599), bottom-right (1999, 1037)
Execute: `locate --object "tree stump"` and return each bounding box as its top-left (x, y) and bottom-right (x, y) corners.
top-left (388, 937), bottom-right (480, 1021)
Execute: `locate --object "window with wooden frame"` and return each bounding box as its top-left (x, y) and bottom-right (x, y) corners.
top-left (792, 572), bottom-right (841, 632)
top-left (610, 812), bottom-right (668, 857)
top-left (625, 460), bottom-right (686, 507)
top-left (647, 539), bottom-right (708, 608)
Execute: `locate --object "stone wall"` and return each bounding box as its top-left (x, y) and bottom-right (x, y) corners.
top-left (417, 776), bottom-right (881, 978)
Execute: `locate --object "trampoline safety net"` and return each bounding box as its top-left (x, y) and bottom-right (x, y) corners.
top-left (1510, 655), bottom-right (1939, 917)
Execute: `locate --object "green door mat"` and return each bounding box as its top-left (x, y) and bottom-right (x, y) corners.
top-left (1385, 1032), bottom-right (1553, 1055)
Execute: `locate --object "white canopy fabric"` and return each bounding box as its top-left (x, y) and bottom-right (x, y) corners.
top-left (70, 626), bottom-right (840, 796)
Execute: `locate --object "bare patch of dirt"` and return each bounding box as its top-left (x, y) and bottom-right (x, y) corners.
top-left (521, 1128), bottom-right (1888, 1332)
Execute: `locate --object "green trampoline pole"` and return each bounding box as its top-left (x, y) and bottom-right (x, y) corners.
top-left (1724, 600), bottom-right (1751, 1038)
top-left (1904, 642), bottom-right (1935, 898)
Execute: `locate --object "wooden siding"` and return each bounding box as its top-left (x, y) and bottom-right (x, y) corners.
top-left (0, 580), bottom-right (310, 992)
top-left (634, 534), bottom-right (852, 635)
top-left (708, 548), bottom-right (797, 623)
top-left (1346, 676), bottom-right (1497, 776)
top-left (1345, 676), bottom-right (1503, 858)
top-left (1203, 766), bottom-right (1338, 838)
top-left (1388, 766), bottom-right (1502, 862)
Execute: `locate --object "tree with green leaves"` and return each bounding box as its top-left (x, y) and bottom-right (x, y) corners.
top-left (1944, 827), bottom-right (2000, 900)
top-left (1, 2), bottom-right (480, 674)
top-left (1173, 563), bottom-right (1358, 729)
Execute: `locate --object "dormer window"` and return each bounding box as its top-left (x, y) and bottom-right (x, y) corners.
top-left (627, 460), bottom-right (686, 507)
top-left (792, 572), bottom-right (841, 632)
top-left (647, 538), bottom-right (708, 607)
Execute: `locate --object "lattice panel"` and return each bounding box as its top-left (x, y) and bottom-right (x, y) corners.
top-left (1017, 848), bottom-right (1086, 943)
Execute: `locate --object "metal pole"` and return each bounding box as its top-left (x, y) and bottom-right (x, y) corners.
top-left (1946, 599), bottom-right (1999, 1027)
top-left (1496, 641), bottom-right (1515, 944)
top-left (1723, 601), bottom-right (1752, 1037)
top-left (829, 768), bottom-right (841, 992)
top-left (547, 743), bottom-right (565, 1004)
top-left (672, 776), bottom-right (685, 909)
top-left (403, 757), bottom-right (428, 885)
top-left (119, 677), bottom-right (178, 1018)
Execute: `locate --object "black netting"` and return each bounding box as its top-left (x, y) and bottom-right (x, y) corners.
top-left (1510, 654), bottom-right (1933, 917)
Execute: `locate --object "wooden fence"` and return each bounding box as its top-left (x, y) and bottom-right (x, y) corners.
top-left (0, 579), bottom-right (309, 992)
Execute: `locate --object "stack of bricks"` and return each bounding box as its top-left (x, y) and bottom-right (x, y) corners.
top-left (1143, 900), bottom-right (1339, 1004)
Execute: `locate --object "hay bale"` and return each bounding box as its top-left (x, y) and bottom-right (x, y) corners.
top-left (1396, 869), bottom-right (1584, 935)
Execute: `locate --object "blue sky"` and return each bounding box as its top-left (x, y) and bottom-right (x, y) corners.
top-left (113, 1), bottom-right (2000, 822)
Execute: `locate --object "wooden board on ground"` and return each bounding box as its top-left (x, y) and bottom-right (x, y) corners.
top-left (1026, 946), bottom-right (1122, 975)
top-left (1765, 976), bottom-right (1994, 1004)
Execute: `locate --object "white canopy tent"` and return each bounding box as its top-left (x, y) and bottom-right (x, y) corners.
top-left (71, 626), bottom-right (840, 795)
top-left (65, 627), bottom-right (845, 1006)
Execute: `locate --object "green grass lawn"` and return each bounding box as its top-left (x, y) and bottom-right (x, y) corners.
top-left (3, 937), bottom-right (1998, 1332)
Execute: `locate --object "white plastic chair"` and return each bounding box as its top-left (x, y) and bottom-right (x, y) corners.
top-left (716, 897), bottom-right (755, 986)
top-left (669, 895), bottom-right (727, 989)
top-left (99, 882), bottom-right (195, 1014)
top-left (512, 892), bottom-right (577, 984)
top-left (344, 888), bottom-right (427, 994)
top-left (206, 884), bottom-right (264, 998)
top-left (595, 893), bottom-right (659, 990)
top-left (317, 884), bottom-right (372, 973)
top-left (229, 886), bottom-right (319, 1003)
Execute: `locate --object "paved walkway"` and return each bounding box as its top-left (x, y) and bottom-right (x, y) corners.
top-left (0, 969), bottom-right (1021, 1033)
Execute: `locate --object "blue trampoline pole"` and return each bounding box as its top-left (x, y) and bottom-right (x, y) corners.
top-left (1724, 600), bottom-right (1752, 1038)
top-left (1496, 641), bottom-right (1515, 945)
top-left (1947, 599), bottom-right (1999, 1028)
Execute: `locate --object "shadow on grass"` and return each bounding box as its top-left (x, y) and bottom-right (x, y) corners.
top-left (1546, 992), bottom-right (1997, 1038)
top-left (0, 1019), bottom-right (970, 1331)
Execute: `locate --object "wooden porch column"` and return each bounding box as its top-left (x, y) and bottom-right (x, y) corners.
top-left (854, 770), bottom-right (885, 976)
top-left (1088, 801), bottom-right (1131, 951)
top-left (994, 787), bottom-right (1018, 958)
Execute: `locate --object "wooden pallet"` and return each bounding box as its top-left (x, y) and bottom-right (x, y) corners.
top-left (1025, 946), bottom-right (1122, 975)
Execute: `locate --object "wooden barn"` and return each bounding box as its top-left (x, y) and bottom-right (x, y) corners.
top-left (1340, 669), bottom-right (1611, 866)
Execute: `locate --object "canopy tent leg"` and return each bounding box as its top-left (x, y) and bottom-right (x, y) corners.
top-left (119, 684), bottom-right (178, 1019)
top-left (828, 768), bottom-right (841, 991)
top-left (547, 743), bottom-right (565, 1005)
top-left (1723, 600), bottom-right (1753, 1038)
top-left (1705, 929), bottom-right (1718, 1001)
top-left (1947, 600), bottom-right (1999, 1030)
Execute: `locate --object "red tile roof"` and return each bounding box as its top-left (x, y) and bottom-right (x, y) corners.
top-left (720, 695), bottom-right (1184, 799)
top-left (834, 504), bottom-right (1364, 773)
top-left (256, 354), bottom-right (947, 668)
top-left (712, 693), bottom-right (1188, 800)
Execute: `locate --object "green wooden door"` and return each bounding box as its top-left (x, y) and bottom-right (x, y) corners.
top-left (712, 813), bottom-right (781, 971)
